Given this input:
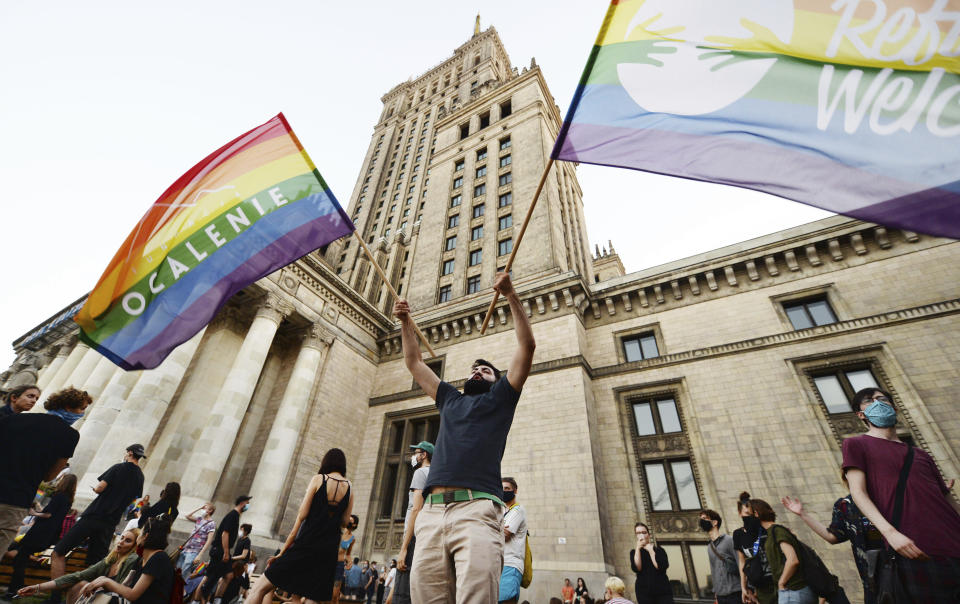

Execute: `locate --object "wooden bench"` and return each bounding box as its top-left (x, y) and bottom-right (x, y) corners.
top-left (0, 547), bottom-right (88, 590)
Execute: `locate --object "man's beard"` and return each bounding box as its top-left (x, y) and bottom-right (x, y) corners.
top-left (463, 377), bottom-right (493, 395)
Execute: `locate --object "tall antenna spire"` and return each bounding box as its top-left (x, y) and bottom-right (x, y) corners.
top-left (473, 14), bottom-right (481, 37)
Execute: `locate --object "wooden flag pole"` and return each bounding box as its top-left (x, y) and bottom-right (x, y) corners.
top-left (353, 230), bottom-right (437, 358)
top-left (479, 157), bottom-right (556, 334)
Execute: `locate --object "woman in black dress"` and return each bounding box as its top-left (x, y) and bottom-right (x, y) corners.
top-left (4, 474), bottom-right (78, 596)
top-left (630, 522), bottom-right (674, 604)
top-left (248, 448), bottom-right (354, 604)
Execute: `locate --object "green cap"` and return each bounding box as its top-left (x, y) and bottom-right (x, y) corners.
top-left (410, 441), bottom-right (435, 455)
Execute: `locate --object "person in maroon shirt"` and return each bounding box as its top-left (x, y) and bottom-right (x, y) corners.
top-left (841, 387), bottom-right (960, 603)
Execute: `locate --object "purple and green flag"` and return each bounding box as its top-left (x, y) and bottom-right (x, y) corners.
top-left (75, 113), bottom-right (354, 370)
top-left (552, 0), bottom-right (960, 238)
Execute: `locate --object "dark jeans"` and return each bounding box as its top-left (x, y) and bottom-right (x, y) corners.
top-left (365, 586), bottom-right (376, 604)
top-left (717, 593), bottom-right (743, 604)
top-left (52, 516), bottom-right (113, 565)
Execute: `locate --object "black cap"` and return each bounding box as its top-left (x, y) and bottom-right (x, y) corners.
top-left (235, 495), bottom-right (252, 505)
top-left (126, 444), bottom-right (147, 459)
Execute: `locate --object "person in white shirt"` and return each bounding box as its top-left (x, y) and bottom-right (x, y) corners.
top-left (499, 477), bottom-right (527, 604)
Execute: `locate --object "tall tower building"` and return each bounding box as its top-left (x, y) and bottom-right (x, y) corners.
top-left (330, 24), bottom-right (593, 314)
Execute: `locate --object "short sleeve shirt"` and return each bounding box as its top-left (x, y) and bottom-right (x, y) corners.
top-left (132, 551), bottom-right (174, 604)
top-left (764, 525), bottom-right (805, 591)
top-left (211, 510), bottom-right (240, 558)
top-left (0, 414), bottom-right (79, 507)
top-left (233, 536), bottom-right (251, 560)
top-left (425, 376), bottom-right (521, 496)
top-left (827, 495), bottom-right (882, 594)
top-left (404, 466), bottom-right (430, 533)
top-left (185, 518), bottom-right (216, 553)
top-left (503, 504), bottom-right (527, 571)
top-left (82, 462), bottom-right (145, 524)
top-left (842, 434), bottom-right (960, 557)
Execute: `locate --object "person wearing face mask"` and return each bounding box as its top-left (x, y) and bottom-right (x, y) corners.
top-left (499, 477), bottom-right (527, 604)
top-left (50, 443), bottom-right (146, 597)
top-left (179, 503), bottom-right (217, 575)
top-left (699, 509), bottom-right (741, 604)
top-left (394, 441), bottom-right (433, 604)
top-left (17, 528), bottom-right (141, 604)
top-left (393, 271), bottom-right (535, 604)
top-left (43, 387), bottom-right (92, 426)
top-left (199, 495), bottom-right (251, 604)
top-left (842, 387), bottom-right (960, 603)
top-left (731, 492), bottom-right (774, 604)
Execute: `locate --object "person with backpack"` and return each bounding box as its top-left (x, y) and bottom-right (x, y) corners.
top-left (699, 509), bottom-right (741, 604)
top-left (746, 498), bottom-right (816, 603)
top-left (499, 477), bottom-right (528, 604)
top-left (732, 493), bottom-right (775, 604)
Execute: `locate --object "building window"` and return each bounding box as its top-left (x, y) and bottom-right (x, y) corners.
top-left (500, 99), bottom-right (512, 118)
top-left (467, 275), bottom-right (481, 294)
top-left (499, 154), bottom-right (511, 168)
top-left (474, 184), bottom-right (486, 197)
top-left (442, 259), bottom-right (454, 275)
top-left (471, 225), bottom-right (483, 240)
top-left (499, 136), bottom-right (511, 150)
top-left (631, 397), bottom-right (682, 436)
top-left (499, 214), bottom-right (512, 230)
top-left (450, 194), bottom-right (461, 207)
top-left (438, 285), bottom-right (452, 303)
top-left (476, 166), bottom-right (487, 178)
top-left (470, 249), bottom-right (482, 266)
top-left (448, 215), bottom-right (459, 229)
top-left (644, 459), bottom-right (701, 511)
top-left (479, 111), bottom-right (490, 129)
top-left (477, 148), bottom-right (488, 161)
top-left (472, 204), bottom-right (485, 219)
top-left (784, 297), bottom-right (838, 330)
top-left (498, 192), bottom-right (512, 207)
top-left (455, 159), bottom-right (464, 171)
top-left (498, 238), bottom-right (513, 256)
top-left (499, 173), bottom-right (512, 186)
top-left (813, 367), bottom-right (880, 414)
top-left (445, 236), bottom-right (457, 251)
top-left (453, 177), bottom-right (463, 189)
top-left (623, 332), bottom-right (659, 362)
top-left (459, 123), bottom-right (469, 140)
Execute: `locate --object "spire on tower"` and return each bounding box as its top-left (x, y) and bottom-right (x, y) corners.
top-left (473, 14), bottom-right (481, 37)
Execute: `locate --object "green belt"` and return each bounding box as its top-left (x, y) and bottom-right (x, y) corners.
top-left (425, 489), bottom-right (504, 506)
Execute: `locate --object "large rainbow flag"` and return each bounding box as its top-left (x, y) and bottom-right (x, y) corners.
top-left (75, 113), bottom-right (353, 370)
top-left (553, 0), bottom-right (960, 238)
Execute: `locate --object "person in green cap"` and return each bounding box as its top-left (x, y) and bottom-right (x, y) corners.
top-left (392, 440), bottom-right (433, 604)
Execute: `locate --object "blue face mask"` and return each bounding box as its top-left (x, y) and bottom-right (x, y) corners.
top-left (863, 401), bottom-right (897, 428)
top-left (48, 408), bottom-right (84, 425)
top-left (242, 503), bottom-right (250, 512)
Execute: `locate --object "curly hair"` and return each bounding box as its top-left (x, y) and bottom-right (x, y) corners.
top-left (44, 387), bottom-right (92, 412)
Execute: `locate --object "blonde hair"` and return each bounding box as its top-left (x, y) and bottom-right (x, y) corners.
top-left (605, 576), bottom-right (626, 596)
top-left (106, 529), bottom-right (141, 566)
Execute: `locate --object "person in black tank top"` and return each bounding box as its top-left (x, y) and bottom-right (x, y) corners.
top-left (247, 449), bottom-right (355, 604)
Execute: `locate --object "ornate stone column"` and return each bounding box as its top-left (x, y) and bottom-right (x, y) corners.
top-left (45, 343), bottom-right (99, 403)
top-left (37, 337), bottom-right (85, 402)
top-left (37, 344), bottom-right (70, 389)
top-left (246, 323), bottom-right (333, 536)
top-left (78, 329), bottom-right (206, 501)
top-left (71, 357), bottom-right (122, 429)
top-left (180, 294), bottom-right (291, 508)
top-left (69, 368), bottom-right (143, 477)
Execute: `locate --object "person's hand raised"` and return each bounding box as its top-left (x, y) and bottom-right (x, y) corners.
top-left (493, 272), bottom-right (515, 297)
top-left (393, 299), bottom-right (411, 322)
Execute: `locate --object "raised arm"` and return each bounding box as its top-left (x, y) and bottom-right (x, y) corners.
top-left (781, 496), bottom-right (839, 544)
top-left (494, 273), bottom-right (535, 392)
top-left (393, 299), bottom-right (440, 400)
top-left (846, 468), bottom-right (927, 559)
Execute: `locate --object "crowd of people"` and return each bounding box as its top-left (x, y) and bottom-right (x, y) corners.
top-left (2, 273), bottom-right (959, 604)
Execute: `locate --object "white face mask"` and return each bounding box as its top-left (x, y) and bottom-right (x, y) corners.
top-left (410, 453), bottom-right (420, 468)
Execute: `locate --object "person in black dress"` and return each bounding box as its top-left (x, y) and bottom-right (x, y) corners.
top-left (80, 516), bottom-right (175, 604)
top-left (138, 482), bottom-right (180, 527)
top-left (247, 448), bottom-right (354, 604)
top-left (4, 474), bottom-right (78, 596)
top-left (630, 522), bottom-right (674, 604)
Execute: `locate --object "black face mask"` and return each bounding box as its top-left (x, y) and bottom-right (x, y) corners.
top-left (698, 519), bottom-right (713, 532)
top-left (463, 377), bottom-right (492, 395)
top-left (742, 516), bottom-right (761, 532)
top-left (502, 491), bottom-right (516, 503)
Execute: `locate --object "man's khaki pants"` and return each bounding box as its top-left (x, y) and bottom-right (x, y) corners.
top-left (410, 498), bottom-right (504, 604)
top-left (0, 503), bottom-right (29, 556)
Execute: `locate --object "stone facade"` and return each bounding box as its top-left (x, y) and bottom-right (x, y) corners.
top-left (5, 25), bottom-right (960, 604)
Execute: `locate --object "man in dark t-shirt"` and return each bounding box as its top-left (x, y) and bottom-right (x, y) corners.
top-left (393, 271), bottom-right (535, 604)
top-left (0, 413), bottom-right (79, 554)
top-left (200, 495), bottom-right (250, 604)
top-left (51, 443), bottom-right (145, 584)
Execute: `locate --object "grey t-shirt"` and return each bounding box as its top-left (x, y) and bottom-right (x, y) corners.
top-left (404, 466), bottom-right (430, 533)
top-left (707, 534), bottom-right (741, 597)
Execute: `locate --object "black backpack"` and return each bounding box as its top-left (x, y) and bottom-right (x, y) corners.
top-left (773, 525), bottom-right (841, 598)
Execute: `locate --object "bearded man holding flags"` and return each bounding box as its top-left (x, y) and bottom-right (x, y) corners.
top-left (393, 271), bottom-right (535, 604)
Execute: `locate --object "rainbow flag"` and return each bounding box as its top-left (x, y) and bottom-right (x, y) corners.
top-left (553, 0), bottom-right (960, 238)
top-left (75, 113), bottom-right (353, 370)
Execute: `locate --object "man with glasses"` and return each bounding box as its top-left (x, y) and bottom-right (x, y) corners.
top-left (842, 388), bottom-right (960, 602)
top-left (392, 271), bottom-right (535, 604)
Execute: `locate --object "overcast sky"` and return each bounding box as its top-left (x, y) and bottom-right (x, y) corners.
top-left (0, 1), bottom-right (831, 369)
